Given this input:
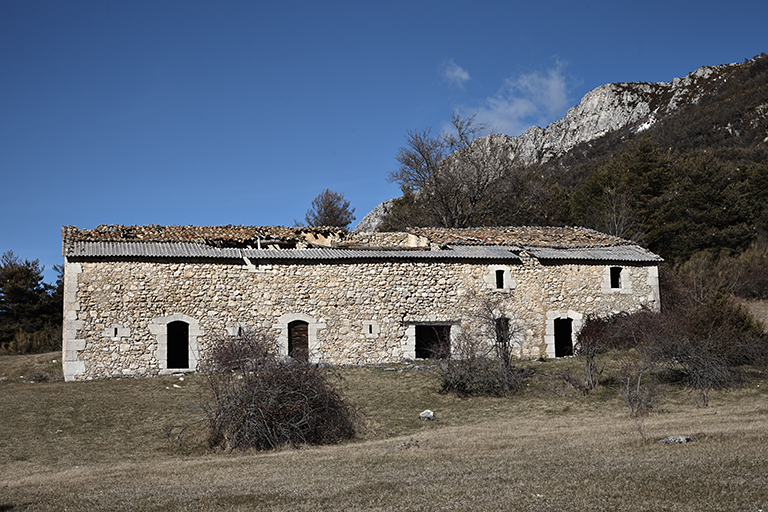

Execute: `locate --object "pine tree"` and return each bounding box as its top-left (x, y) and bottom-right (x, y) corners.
top-left (304, 189), bottom-right (356, 228)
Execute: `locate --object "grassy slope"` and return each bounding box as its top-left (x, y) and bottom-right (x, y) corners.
top-left (1, 353), bottom-right (768, 511)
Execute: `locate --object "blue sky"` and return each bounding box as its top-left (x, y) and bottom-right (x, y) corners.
top-left (1, 0), bottom-right (766, 283)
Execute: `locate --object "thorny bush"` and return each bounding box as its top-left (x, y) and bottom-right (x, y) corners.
top-left (199, 330), bottom-right (359, 451)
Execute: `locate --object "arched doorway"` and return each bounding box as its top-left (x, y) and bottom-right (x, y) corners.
top-left (288, 320), bottom-right (309, 362)
top-left (167, 321), bottom-right (189, 369)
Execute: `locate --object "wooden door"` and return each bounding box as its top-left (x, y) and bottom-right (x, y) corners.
top-left (288, 320), bottom-right (309, 362)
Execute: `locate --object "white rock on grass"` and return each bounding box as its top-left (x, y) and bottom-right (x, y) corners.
top-left (658, 435), bottom-right (692, 444)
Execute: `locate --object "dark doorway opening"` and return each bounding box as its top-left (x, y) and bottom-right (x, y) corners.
top-left (167, 321), bottom-right (189, 369)
top-left (554, 318), bottom-right (573, 357)
top-left (415, 325), bottom-right (450, 359)
top-left (288, 320), bottom-right (309, 362)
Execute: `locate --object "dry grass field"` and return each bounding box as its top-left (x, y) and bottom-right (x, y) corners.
top-left (2, 352), bottom-right (768, 511)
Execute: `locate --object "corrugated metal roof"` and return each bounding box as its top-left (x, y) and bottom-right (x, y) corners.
top-left (66, 241), bottom-right (662, 262)
top-left (67, 242), bottom-right (242, 258)
top-left (65, 242), bottom-right (522, 261)
top-left (244, 246), bottom-right (521, 261)
top-left (526, 245), bottom-right (663, 262)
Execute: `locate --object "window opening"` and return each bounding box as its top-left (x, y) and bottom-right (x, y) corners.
top-left (113, 327), bottom-right (118, 337)
top-left (610, 267), bottom-right (622, 289)
top-left (368, 324), bottom-right (373, 334)
top-left (167, 321), bottom-right (189, 369)
top-left (495, 270), bottom-right (505, 289)
top-left (415, 325), bottom-right (450, 359)
top-left (288, 320), bottom-right (309, 362)
top-left (554, 318), bottom-right (573, 357)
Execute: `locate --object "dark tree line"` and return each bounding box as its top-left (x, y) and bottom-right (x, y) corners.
top-left (0, 251), bottom-right (63, 354)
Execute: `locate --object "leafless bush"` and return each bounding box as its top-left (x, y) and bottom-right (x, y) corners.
top-left (680, 239), bottom-right (768, 300)
top-left (199, 330), bottom-right (359, 451)
top-left (438, 353), bottom-right (527, 397)
top-left (617, 357), bottom-right (659, 417)
top-left (583, 265), bottom-right (768, 408)
top-left (574, 314), bottom-right (615, 390)
top-left (437, 304), bottom-right (528, 396)
top-left (575, 310), bottom-right (650, 391)
top-left (27, 367), bottom-right (50, 382)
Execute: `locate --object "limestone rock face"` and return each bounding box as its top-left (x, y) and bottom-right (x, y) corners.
top-left (353, 198), bottom-right (395, 233)
top-left (357, 63), bottom-right (735, 232)
top-left (505, 63), bottom-right (732, 165)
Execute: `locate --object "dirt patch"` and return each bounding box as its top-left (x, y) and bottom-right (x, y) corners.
top-left (745, 300), bottom-right (768, 330)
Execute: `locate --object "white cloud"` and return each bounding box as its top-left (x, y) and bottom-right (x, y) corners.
top-left (441, 59), bottom-right (471, 88)
top-left (467, 62), bottom-right (572, 136)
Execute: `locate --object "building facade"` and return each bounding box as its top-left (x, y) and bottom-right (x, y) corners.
top-left (61, 225), bottom-right (662, 381)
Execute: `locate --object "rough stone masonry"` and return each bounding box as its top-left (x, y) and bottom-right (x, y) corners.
top-left (61, 225), bottom-right (661, 381)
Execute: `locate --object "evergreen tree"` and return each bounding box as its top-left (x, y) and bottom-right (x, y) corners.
top-left (0, 251), bottom-right (62, 353)
top-left (304, 189), bottom-right (356, 228)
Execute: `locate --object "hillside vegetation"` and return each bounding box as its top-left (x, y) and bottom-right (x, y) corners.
top-left (555, 54), bottom-right (768, 265)
top-left (382, 54), bottom-right (768, 271)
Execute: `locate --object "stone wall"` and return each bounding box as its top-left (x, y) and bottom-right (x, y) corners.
top-left (63, 255), bottom-right (659, 380)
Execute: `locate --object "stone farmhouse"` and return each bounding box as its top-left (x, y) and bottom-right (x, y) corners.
top-left (61, 224), bottom-right (662, 381)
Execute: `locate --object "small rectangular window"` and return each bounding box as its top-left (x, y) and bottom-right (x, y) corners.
top-left (610, 267), bottom-right (622, 289)
top-left (495, 269), bottom-right (505, 289)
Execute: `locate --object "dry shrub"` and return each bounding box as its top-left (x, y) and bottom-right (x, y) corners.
top-left (1, 324), bottom-right (62, 355)
top-left (683, 238), bottom-right (768, 300)
top-left (581, 265), bottom-right (768, 408)
top-left (27, 366), bottom-right (61, 382)
top-left (617, 358), bottom-right (659, 417)
top-left (575, 313), bottom-right (629, 390)
top-left (200, 330), bottom-right (359, 451)
top-left (437, 329), bottom-right (527, 397)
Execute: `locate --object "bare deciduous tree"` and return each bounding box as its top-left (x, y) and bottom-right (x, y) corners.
top-left (438, 293), bottom-right (527, 396)
top-left (388, 112), bottom-right (523, 228)
top-left (598, 186), bottom-right (638, 239)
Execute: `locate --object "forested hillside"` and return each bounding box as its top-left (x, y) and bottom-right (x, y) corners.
top-left (380, 54), bottom-right (768, 274)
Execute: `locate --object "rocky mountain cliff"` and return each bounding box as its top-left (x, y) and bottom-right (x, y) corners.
top-left (355, 58), bottom-right (753, 232)
top-left (353, 198), bottom-right (396, 233)
top-left (498, 63), bottom-right (737, 165)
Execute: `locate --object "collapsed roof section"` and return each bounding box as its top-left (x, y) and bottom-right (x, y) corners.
top-left (62, 225), bottom-right (662, 263)
top-left (62, 224), bottom-right (345, 248)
